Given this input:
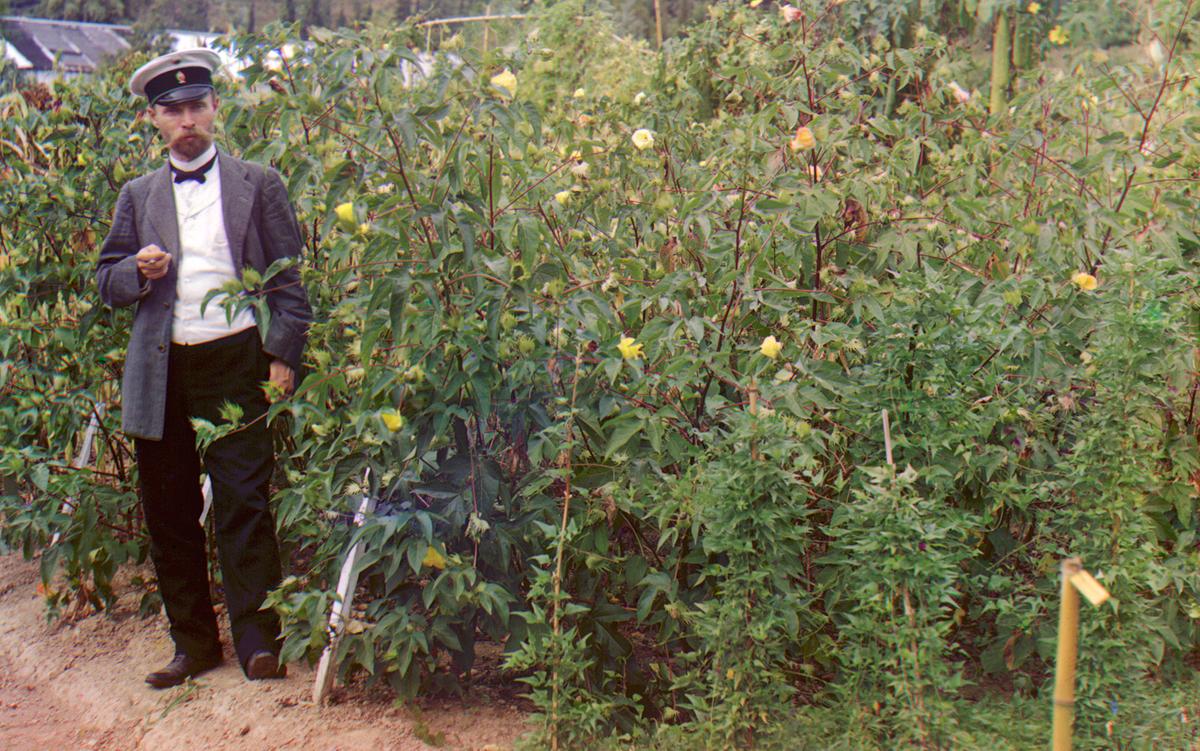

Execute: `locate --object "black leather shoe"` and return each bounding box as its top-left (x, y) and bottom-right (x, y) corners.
top-left (245, 650), bottom-right (286, 680)
top-left (145, 652), bottom-right (222, 689)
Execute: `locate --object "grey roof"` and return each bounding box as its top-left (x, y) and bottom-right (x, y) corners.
top-left (0, 16), bottom-right (131, 74)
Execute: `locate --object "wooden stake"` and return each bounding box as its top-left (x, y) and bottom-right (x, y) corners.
top-left (653, 0), bottom-right (664, 49)
top-left (1052, 557), bottom-right (1083, 751)
top-left (882, 408), bottom-right (894, 467)
top-left (415, 13), bottom-right (528, 28)
top-left (50, 404), bottom-right (105, 547)
top-left (989, 9), bottom-right (1012, 116)
top-left (886, 409), bottom-right (927, 743)
top-left (482, 3), bottom-right (492, 54)
top-left (314, 468), bottom-right (377, 704)
top-left (198, 475), bottom-right (213, 525)
top-left (748, 380), bottom-right (760, 460)
top-left (549, 348), bottom-right (584, 751)
top-left (901, 584), bottom-right (929, 743)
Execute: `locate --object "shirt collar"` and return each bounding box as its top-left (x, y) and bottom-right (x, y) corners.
top-left (169, 144), bottom-right (218, 173)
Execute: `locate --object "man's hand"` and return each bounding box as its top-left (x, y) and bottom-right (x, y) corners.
top-left (136, 245), bottom-right (172, 280)
top-left (266, 359), bottom-right (295, 401)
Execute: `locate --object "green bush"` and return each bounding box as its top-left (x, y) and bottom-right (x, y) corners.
top-left (2, 1), bottom-right (1199, 746)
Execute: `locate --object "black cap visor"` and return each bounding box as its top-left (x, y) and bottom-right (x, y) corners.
top-left (145, 65), bottom-right (215, 106)
top-left (152, 83), bottom-right (214, 106)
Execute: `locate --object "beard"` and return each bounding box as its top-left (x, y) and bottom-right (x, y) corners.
top-left (170, 131), bottom-right (212, 160)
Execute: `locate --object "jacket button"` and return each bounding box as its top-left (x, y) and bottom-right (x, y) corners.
top-left (163, 302), bottom-right (169, 309)
top-left (158, 344), bottom-right (166, 352)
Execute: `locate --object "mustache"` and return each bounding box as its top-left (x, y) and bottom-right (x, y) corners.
top-left (170, 128), bottom-right (213, 145)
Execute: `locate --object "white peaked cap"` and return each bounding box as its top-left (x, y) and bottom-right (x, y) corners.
top-left (129, 48), bottom-right (223, 104)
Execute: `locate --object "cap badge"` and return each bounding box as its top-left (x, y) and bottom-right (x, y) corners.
top-left (176, 71), bottom-right (187, 84)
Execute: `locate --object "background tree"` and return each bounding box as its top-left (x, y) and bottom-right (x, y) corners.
top-left (36, 0), bottom-right (124, 23)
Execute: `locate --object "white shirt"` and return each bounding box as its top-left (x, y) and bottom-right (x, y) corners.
top-left (169, 146), bottom-right (256, 344)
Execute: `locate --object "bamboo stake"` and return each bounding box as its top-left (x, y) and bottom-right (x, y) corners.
top-left (415, 13), bottom-right (528, 28)
top-left (748, 379), bottom-right (760, 460)
top-left (482, 3), bottom-right (492, 54)
top-left (549, 347), bottom-right (584, 751)
top-left (883, 409), bottom-right (928, 745)
top-left (901, 584), bottom-right (930, 748)
top-left (313, 468), bottom-right (376, 704)
top-left (653, 0), bottom-right (664, 49)
top-left (882, 408), bottom-right (894, 467)
top-left (50, 403), bottom-right (105, 547)
top-left (198, 475), bottom-right (213, 525)
top-left (989, 9), bottom-right (1012, 116)
top-left (1052, 557), bottom-right (1083, 751)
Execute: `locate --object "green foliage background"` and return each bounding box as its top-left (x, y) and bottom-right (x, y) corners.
top-left (3, 0), bottom-right (1200, 747)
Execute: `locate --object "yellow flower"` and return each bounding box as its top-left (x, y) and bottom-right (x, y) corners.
top-left (335, 202), bottom-right (355, 224)
top-left (1027, 2), bottom-right (1040, 14)
top-left (749, 0), bottom-right (763, 7)
top-left (1049, 25), bottom-right (1069, 45)
top-left (760, 335), bottom-right (783, 359)
top-left (572, 87), bottom-right (585, 98)
top-left (1071, 272), bottom-right (1098, 291)
top-left (632, 128), bottom-right (655, 151)
top-left (358, 222), bottom-right (371, 235)
top-left (403, 364), bottom-right (426, 383)
top-left (422, 546), bottom-right (447, 570)
top-left (790, 125), bottom-right (815, 151)
top-left (490, 68), bottom-right (517, 97)
top-left (554, 190), bottom-right (572, 206)
top-left (617, 336), bottom-right (644, 360)
top-left (381, 410), bottom-right (405, 432)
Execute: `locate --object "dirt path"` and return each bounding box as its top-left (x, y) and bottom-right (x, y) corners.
top-left (0, 553), bottom-right (529, 751)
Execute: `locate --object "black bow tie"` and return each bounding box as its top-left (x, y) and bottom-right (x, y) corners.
top-left (172, 154), bottom-right (217, 184)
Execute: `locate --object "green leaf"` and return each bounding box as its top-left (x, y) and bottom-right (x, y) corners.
top-left (603, 414), bottom-right (643, 458)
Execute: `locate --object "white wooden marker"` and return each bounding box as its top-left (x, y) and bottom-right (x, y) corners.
top-left (50, 404), bottom-right (105, 547)
top-left (198, 475), bottom-right (213, 525)
top-left (313, 468), bottom-right (377, 704)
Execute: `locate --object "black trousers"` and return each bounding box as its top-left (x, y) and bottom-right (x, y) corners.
top-left (135, 327), bottom-right (283, 669)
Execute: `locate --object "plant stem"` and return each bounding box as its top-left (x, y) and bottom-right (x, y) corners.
top-left (549, 345), bottom-right (583, 751)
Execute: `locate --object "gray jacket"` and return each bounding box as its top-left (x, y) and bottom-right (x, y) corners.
top-left (96, 153), bottom-right (312, 440)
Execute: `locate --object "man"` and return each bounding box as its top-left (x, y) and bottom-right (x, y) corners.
top-left (96, 49), bottom-right (311, 688)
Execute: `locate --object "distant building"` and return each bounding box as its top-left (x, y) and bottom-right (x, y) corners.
top-left (0, 16), bottom-right (227, 83)
top-left (1, 16), bottom-right (130, 80)
top-left (2, 15), bottom-right (452, 91)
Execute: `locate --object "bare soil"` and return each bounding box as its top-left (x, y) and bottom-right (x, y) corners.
top-left (0, 553), bottom-right (530, 751)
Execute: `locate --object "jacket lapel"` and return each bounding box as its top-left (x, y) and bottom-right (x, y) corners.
top-left (219, 154), bottom-right (252, 271)
top-left (146, 164), bottom-right (179, 257)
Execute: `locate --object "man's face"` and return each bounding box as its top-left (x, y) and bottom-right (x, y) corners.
top-left (148, 92), bottom-right (219, 161)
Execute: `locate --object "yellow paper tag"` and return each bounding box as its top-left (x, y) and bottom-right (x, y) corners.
top-left (1070, 570), bottom-right (1111, 607)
